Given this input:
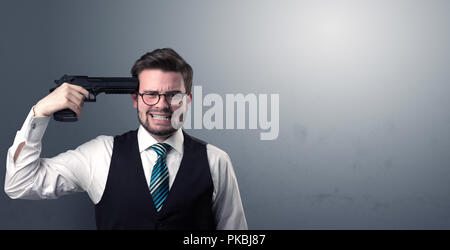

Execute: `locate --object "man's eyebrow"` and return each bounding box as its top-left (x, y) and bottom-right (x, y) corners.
top-left (142, 90), bottom-right (158, 94)
top-left (165, 90), bottom-right (183, 94)
top-left (142, 90), bottom-right (183, 94)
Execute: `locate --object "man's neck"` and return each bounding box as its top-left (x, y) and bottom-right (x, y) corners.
top-left (150, 132), bottom-right (175, 143)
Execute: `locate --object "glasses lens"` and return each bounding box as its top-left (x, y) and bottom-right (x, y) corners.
top-left (143, 94), bottom-right (159, 105)
top-left (170, 93), bottom-right (185, 106)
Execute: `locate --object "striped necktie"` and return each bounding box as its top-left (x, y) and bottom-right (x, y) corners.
top-left (149, 143), bottom-right (171, 212)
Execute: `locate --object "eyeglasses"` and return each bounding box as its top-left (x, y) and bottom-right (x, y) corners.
top-left (137, 92), bottom-right (187, 106)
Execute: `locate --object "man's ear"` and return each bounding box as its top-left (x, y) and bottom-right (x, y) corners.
top-left (131, 93), bottom-right (138, 109)
top-left (187, 93), bottom-right (192, 104)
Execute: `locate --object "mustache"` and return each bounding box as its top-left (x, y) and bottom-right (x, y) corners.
top-left (146, 108), bottom-right (173, 115)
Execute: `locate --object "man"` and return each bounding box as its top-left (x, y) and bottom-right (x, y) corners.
top-left (4, 48), bottom-right (248, 230)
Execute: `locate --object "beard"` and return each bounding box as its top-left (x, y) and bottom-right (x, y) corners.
top-left (137, 106), bottom-right (177, 137)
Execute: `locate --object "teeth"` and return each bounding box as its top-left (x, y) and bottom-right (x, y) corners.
top-left (152, 114), bottom-right (170, 120)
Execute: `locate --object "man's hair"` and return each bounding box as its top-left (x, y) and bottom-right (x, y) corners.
top-left (131, 48), bottom-right (193, 94)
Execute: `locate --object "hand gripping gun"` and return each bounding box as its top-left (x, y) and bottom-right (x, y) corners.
top-left (50, 75), bottom-right (138, 122)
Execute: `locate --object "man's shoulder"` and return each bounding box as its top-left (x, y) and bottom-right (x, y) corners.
top-left (76, 135), bottom-right (114, 151)
top-left (93, 134), bottom-right (115, 143)
top-left (183, 130), bottom-right (207, 146)
top-left (113, 129), bottom-right (138, 140)
top-left (205, 143), bottom-right (232, 164)
top-left (182, 131), bottom-right (232, 162)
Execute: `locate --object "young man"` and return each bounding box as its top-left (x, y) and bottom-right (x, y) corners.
top-left (5, 48), bottom-right (248, 230)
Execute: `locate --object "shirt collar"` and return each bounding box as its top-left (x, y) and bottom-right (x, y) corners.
top-left (137, 125), bottom-right (184, 154)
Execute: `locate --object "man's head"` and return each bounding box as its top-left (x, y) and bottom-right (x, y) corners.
top-left (131, 48), bottom-right (193, 141)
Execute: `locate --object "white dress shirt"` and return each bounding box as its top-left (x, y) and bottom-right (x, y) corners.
top-left (4, 107), bottom-right (248, 230)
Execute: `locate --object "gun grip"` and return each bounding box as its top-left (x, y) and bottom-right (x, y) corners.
top-left (53, 109), bottom-right (78, 122)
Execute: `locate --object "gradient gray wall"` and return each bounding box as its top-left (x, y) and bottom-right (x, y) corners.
top-left (1, 0), bottom-right (450, 229)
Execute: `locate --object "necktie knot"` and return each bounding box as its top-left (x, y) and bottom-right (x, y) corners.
top-left (150, 143), bottom-right (171, 158)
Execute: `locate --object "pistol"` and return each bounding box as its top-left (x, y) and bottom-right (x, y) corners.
top-left (50, 74), bottom-right (138, 122)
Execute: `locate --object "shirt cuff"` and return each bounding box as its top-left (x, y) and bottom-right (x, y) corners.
top-left (21, 106), bottom-right (50, 144)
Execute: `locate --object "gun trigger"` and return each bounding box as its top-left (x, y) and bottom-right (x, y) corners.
top-left (87, 92), bottom-right (96, 101)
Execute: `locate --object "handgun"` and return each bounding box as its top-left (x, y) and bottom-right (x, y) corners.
top-left (50, 74), bottom-right (138, 122)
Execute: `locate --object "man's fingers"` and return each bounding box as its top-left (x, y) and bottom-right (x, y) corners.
top-left (66, 101), bottom-right (81, 117)
top-left (66, 83), bottom-right (90, 100)
top-left (67, 91), bottom-right (85, 106)
top-left (65, 93), bottom-right (84, 116)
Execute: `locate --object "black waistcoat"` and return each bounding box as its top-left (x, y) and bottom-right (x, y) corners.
top-left (95, 129), bottom-right (215, 230)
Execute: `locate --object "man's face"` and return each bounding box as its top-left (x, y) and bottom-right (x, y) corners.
top-left (131, 69), bottom-right (192, 140)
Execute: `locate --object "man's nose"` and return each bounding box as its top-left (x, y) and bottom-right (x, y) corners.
top-left (154, 95), bottom-right (170, 109)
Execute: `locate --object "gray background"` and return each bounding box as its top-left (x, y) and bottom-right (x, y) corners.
top-left (1, 0), bottom-right (450, 229)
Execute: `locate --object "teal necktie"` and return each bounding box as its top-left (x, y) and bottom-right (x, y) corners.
top-left (149, 143), bottom-right (171, 212)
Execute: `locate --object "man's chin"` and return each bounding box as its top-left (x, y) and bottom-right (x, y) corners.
top-left (142, 123), bottom-right (177, 137)
top-left (137, 112), bottom-right (177, 138)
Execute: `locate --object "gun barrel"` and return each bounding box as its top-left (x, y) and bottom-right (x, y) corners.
top-left (62, 76), bottom-right (137, 86)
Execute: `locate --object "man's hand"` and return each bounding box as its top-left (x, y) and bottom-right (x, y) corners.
top-left (33, 82), bottom-right (90, 117)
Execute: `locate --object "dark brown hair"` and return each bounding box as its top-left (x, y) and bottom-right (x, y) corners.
top-left (131, 48), bottom-right (193, 94)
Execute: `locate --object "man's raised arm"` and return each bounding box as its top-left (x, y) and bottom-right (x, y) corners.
top-left (4, 82), bottom-right (90, 199)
